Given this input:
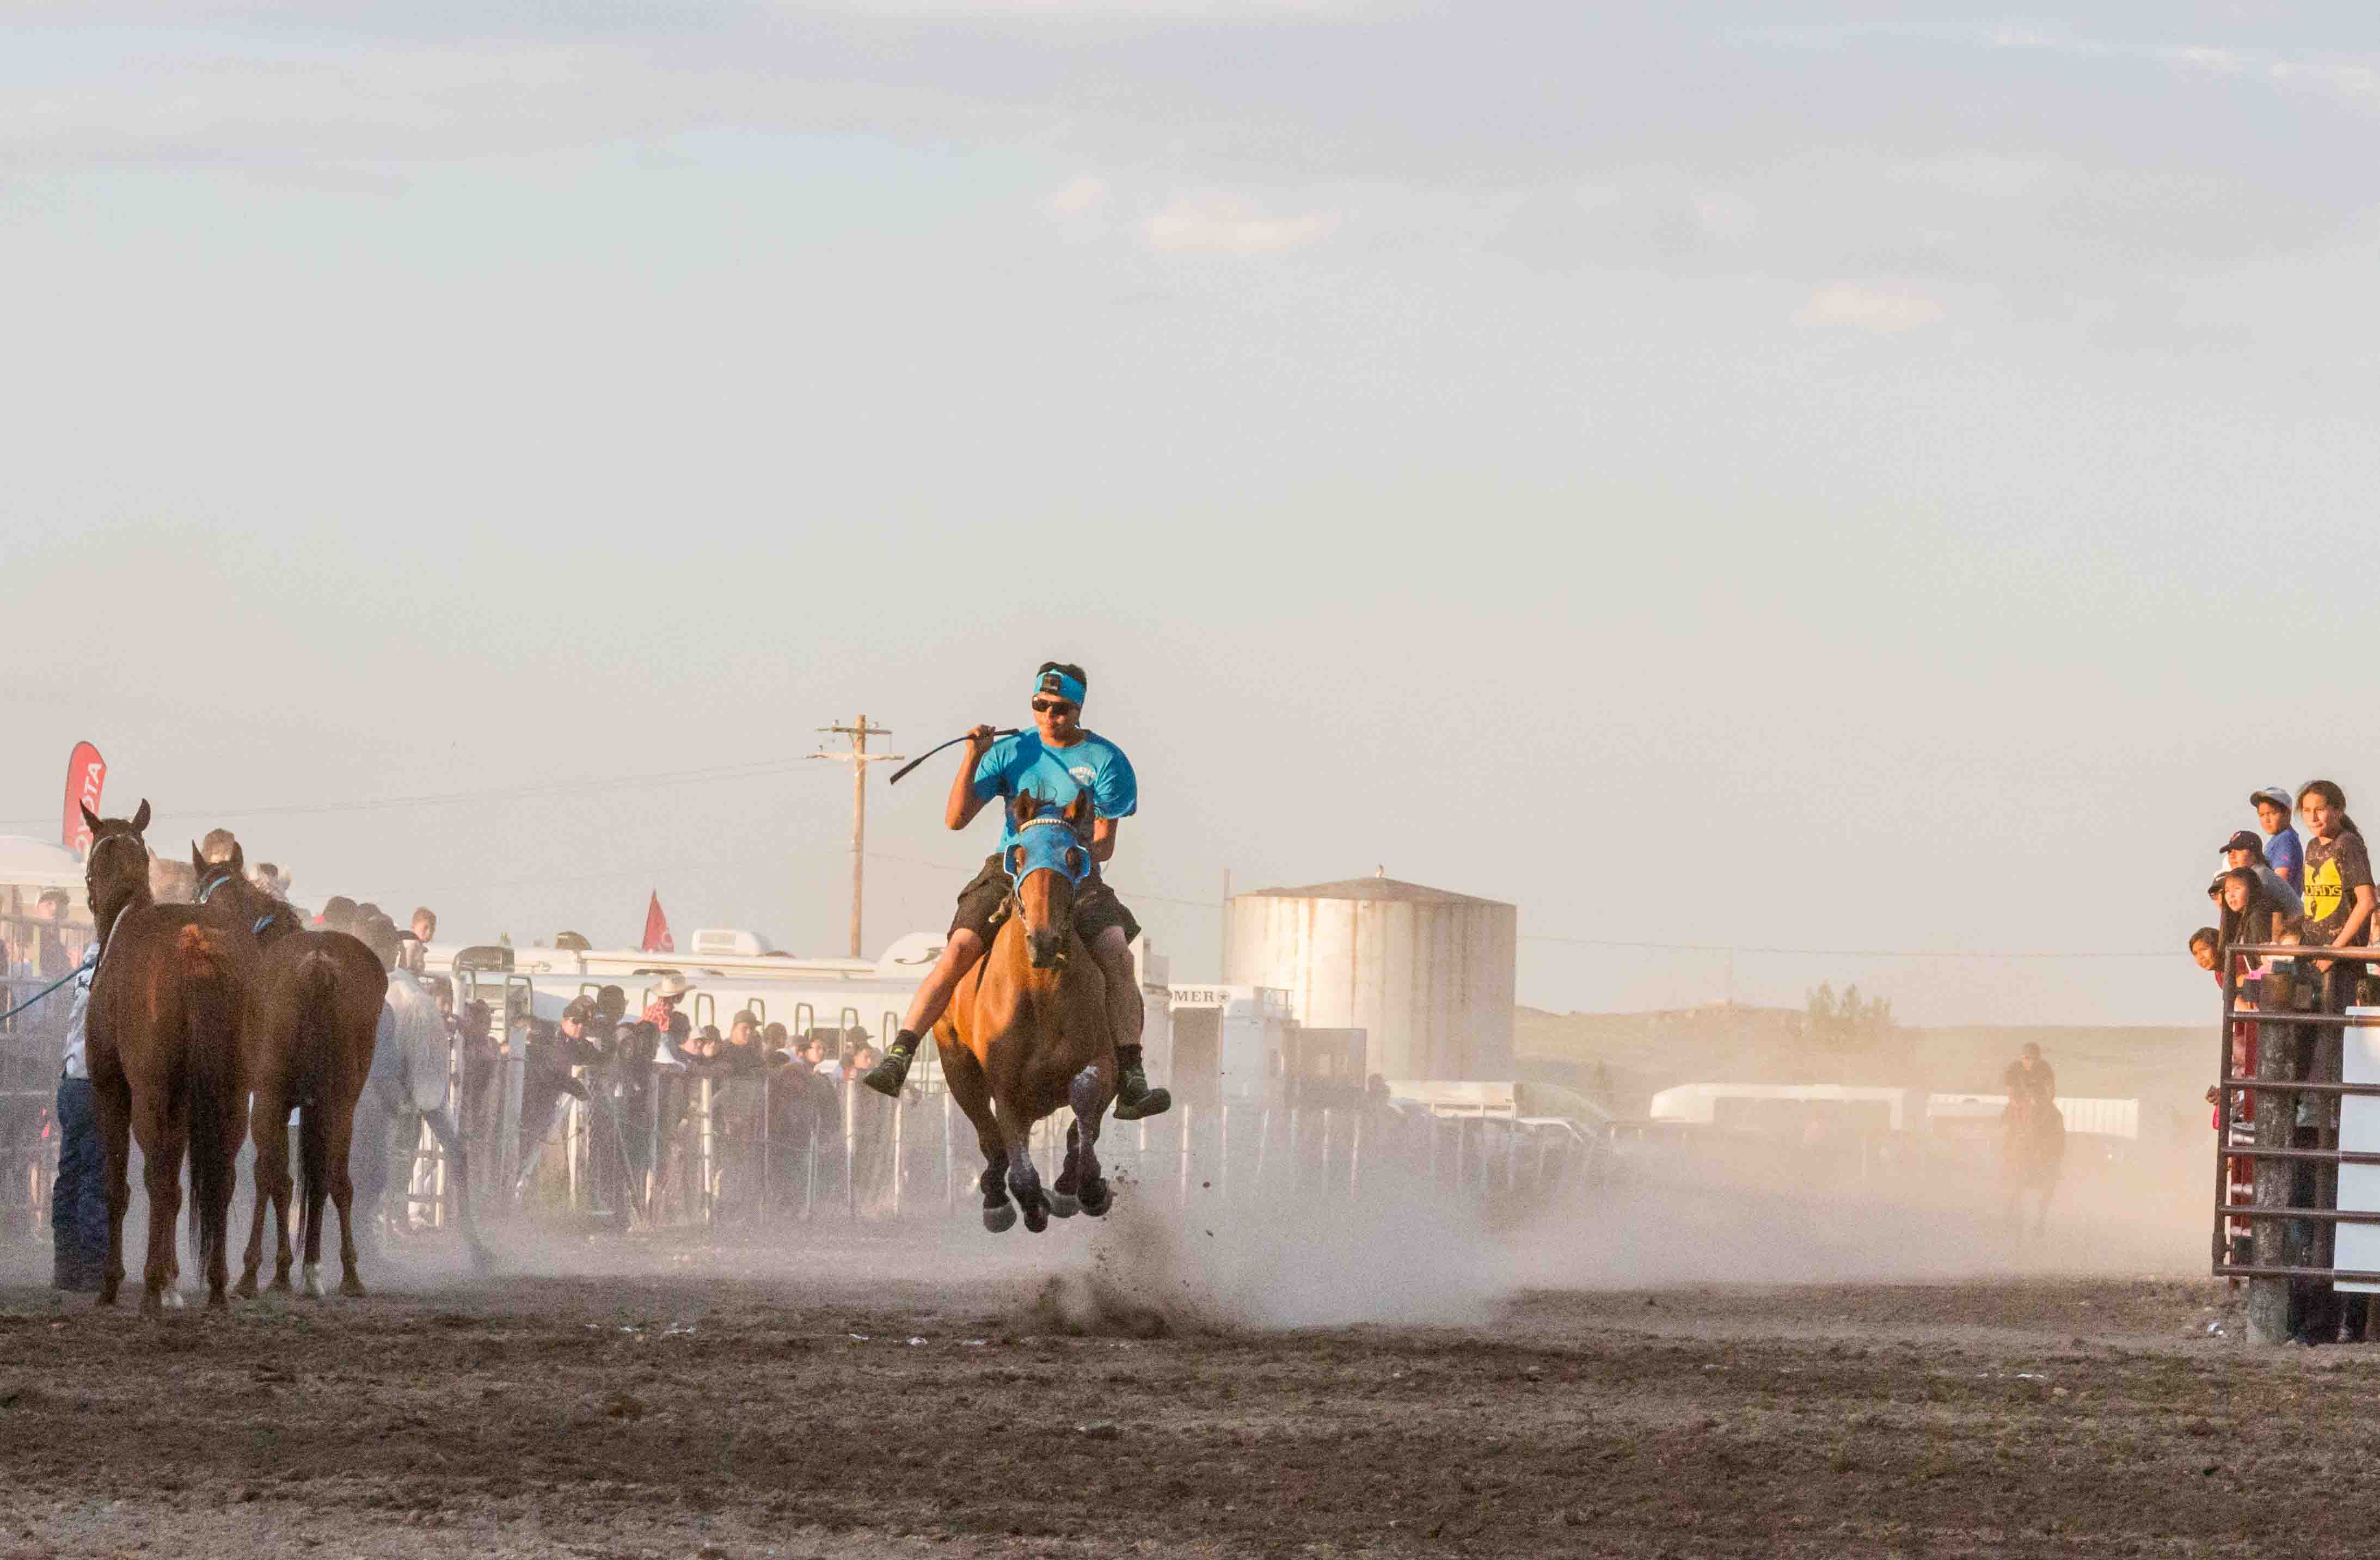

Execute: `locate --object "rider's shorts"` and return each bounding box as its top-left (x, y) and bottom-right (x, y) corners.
top-left (948, 853), bottom-right (1142, 949)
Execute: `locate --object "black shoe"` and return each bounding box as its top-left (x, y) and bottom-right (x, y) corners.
top-left (1111, 1047), bottom-right (1171, 1121)
top-left (862, 1035), bottom-right (919, 1100)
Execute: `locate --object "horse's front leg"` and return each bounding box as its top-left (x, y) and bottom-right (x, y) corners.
top-left (999, 1108), bottom-right (1050, 1234)
top-left (94, 1078), bottom-right (132, 1308)
top-left (1067, 1060), bottom-right (1113, 1219)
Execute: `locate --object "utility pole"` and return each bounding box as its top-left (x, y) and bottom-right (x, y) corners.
top-left (814, 716), bottom-right (901, 957)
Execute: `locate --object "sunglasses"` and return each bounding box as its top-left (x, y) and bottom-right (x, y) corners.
top-left (1030, 699), bottom-right (1078, 716)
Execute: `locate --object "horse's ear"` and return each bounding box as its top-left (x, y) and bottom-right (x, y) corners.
top-left (1015, 793), bottom-right (1041, 822)
top-left (229, 840), bottom-right (244, 871)
top-left (191, 843), bottom-right (206, 876)
top-left (131, 800), bottom-right (152, 833)
top-left (1064, 789), bottom-right (1094, 830)
top-left (78, 803), bottom-right (101, 836)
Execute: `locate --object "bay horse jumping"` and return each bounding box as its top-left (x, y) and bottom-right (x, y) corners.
top-left (2002, 1090), bottom-right (2065, 1237)
top-left (936, 790), bottom-right (1118, 1233)
top-left (79, 802), bottom-right (259, 1312)
top-left (191, 844), bottom-right (387, 1298)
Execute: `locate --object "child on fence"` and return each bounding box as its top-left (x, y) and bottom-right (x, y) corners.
top-left (2254, 787), bottom-right (2304, 891)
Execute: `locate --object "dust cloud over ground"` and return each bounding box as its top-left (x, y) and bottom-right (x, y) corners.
top-left (2, 1148), bottom-right (2302, 1559)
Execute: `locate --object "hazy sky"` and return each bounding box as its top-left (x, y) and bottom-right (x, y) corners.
top-left (4, 3), bottom-right (2375, 1026)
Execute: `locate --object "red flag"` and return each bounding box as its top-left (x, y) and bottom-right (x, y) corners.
top-left (641, 892), bottom-right (674, 953)
top-left (60, 741), bottom-right (107, 855)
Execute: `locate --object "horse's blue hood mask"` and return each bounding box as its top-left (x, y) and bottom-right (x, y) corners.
top-left (1005, 813), bottom-right (1094, 893)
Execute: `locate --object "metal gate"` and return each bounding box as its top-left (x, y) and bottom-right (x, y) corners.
top-left (2211, 941), bottom-right (2380, 1341)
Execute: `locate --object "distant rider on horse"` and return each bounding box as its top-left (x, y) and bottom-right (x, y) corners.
top-left (862, 661), bottom-right (1171, 1120)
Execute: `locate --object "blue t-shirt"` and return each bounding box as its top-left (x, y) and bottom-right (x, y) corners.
top-left (971, 731), bottom-right (1138, 852)
top-left (2266, 826), bottom-right (2304, 890)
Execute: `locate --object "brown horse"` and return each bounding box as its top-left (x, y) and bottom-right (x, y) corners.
top-left (191, 844), bottom-right (388, 1298)
top-left (79, 802), bottom-right (258, 1312)
top-left (2003, 1090), bottom-right (2065, 1236)
top-left (935, 790), bottom-right (1118, 1233)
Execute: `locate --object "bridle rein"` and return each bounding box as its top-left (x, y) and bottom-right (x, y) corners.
top-left (194, 862), bottom-right (287, 938)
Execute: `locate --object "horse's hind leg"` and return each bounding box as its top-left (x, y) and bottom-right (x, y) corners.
top-left (94, 1079), bottom-right (131, 1307)
top-left (323, 1098), bottom-right (366, 1297)
top-left (138, 1105), bottom-right (187, 1316)
top-left (239, 1092), bottom-right (290, 1297)
top-left (1051, 1123), bottom-right (1083, 1219)
top-left (297, 1104), bottom-right (333, 1298)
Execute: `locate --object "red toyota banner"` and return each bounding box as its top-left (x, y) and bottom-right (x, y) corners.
top-left (641, 892), bottom-right (674, 953)
top-left (60, 741), bottom-right (107, 855)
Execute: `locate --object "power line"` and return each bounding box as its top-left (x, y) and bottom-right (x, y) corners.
top-left (0, 756), bottom-right (817, 832)
top-left (1519, 932), bottom-right (2171, 959)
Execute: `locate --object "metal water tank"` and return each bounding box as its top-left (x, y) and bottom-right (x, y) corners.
top-left (1223, 873), bottom-right (1516, 1082)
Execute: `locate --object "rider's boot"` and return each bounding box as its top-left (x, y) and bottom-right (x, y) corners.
top-left (1111, 1043), bottom-right (1172, 1120)
top-left (862, 1031), bottom-right (922, 1099)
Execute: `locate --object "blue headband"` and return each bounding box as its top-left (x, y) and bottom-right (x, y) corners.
top-left (1032, 670), bottom-right (1085, 708)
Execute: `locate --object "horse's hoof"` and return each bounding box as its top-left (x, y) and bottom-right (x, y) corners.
top-left (983, 1203), bottom-right (1017, 1234)
top-left (1023, 1203), bottom-right (1050, 1235)
top-left (161, 1288), bottom-right (187, 1311)
top-left (300, 1264), bottom-right (324, 1300)
top-left (1048, 1190), bottom-right (1080, 1219)
top-left (233, 1274), bottom-right (257, 1299)
top-left (139, 1294), bottom-right (162, 1318)
top-left (340, 1274), bottom-right (366, 1299)
top-left (207, 1292), bottom-right (229, 1312)
top-left (1080, 1179), bottom-right (1112, 1218)
top-left (269, 1275), bottom-right (292, 1295)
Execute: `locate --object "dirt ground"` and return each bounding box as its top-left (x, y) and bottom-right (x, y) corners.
top-left (1, 1206), bottom-right (2375, 1558)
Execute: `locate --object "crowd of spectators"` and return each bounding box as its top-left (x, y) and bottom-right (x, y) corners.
top-left (22, 820), bottom-right (936, 1283)
top-left (2192, 781), bottom-right (2376, 1346)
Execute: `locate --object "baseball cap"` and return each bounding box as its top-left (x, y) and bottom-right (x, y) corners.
top-left (2251, 787), bottom-right (2295, 813)
top-left (2219, 830), bottom-right (2265, 857)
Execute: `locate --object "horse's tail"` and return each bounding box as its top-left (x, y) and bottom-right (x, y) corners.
top-left (176, 924), bottom-right (243, 1273)
top-left (290, 949), bottom-right (342, 1219)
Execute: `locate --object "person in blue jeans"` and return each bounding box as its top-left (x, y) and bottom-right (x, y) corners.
top-left (51, 940), bottom-right (105, 1292)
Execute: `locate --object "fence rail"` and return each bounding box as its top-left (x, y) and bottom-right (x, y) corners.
top-left (507, 1065), bottom-right (1600, 1231)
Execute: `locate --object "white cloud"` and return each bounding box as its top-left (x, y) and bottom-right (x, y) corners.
top-left (2164, 45), bottom-right (2244, 76)
top-left (1142, 192), bottom-right (1339, 255)
top-left (2271, 56), bottom-right (2380, 104)
top-left (1793, 283), bottom-right (1946, 334)
top-left (1044, 174), bottom-right (1109, 217)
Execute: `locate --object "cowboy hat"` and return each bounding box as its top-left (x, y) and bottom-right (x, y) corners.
top-left (649, 970), bottom-right (691, 999)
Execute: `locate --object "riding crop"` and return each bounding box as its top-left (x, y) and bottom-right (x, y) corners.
top-left (887, 728), bottom-right (1020, 787)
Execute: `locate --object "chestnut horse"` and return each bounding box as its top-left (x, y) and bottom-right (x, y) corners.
top-left (936, 790), bottom-right (1118, 1233)
top-left (191, 845), bottom-right (387, 1298)
top-left (79, 802), bottom-right (258, 1312)
top-left (2003, 1091), bottom-right (2065, 1237)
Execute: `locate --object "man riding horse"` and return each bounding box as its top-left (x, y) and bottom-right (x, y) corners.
top-left (862, 661), bottom-right (1170, 1121)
